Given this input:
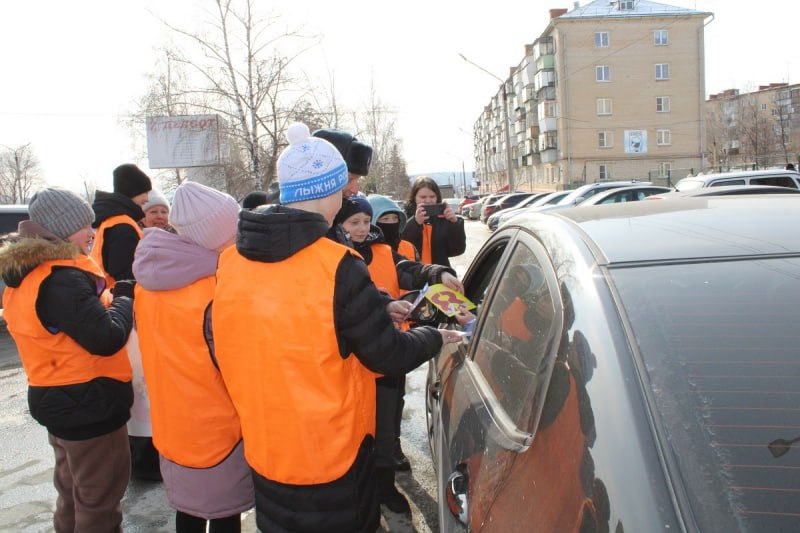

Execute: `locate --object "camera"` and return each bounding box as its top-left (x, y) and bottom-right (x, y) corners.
top-left (422, 203), bottom-right (445, 222)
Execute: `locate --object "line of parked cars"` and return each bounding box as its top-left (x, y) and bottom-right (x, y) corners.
top-left (464, 168), bottom-right (800, 233)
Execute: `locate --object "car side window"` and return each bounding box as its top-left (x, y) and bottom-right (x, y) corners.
top-left (751, 176), bottom-right (798, 189)
top-left (710, 179), bottom-right (744, 187)
top-left (463, 240), bottom-right (509, 317)
top-left (471, 240), bottom-right (559, 434)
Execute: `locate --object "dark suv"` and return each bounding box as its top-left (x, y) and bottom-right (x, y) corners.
top-left (0, 205), bottom-right (29, 235)
top-left (0, 205), bottom-right (29, 311)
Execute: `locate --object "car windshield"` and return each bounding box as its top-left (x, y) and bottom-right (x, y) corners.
top-left (675, 178), bottom-right (704, 191)
top-left (610, 257), bottom-right (800, 532)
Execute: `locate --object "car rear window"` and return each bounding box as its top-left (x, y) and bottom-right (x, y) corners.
top-left (610, 258), bottom-right (800, 532)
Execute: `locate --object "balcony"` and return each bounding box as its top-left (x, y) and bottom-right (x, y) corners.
top-left (536, 54), bottom-right (554, 72)
top-left (538, 117), bottom-right (557, 132)
top-left (540, 148), bottom-right (559, 163)
top-left (534, 71), bottom-right (555, 92)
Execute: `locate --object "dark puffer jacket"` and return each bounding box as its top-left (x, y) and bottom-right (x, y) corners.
top-left (401, 206), bottom-right (466, 268)
top-left (231, 204), bottom-right (444, 533)
top-left (91, 190), bottom-right (145, 281)
top-left (0, 225), bottom-right (134, 440)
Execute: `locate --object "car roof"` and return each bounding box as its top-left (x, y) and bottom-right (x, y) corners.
top-left (556, 180), bottom-right (648, 205)
top-left (650, 184), bottom-right (800, 198)
top-left (675, 169), bottom-right (800, 187)
top-left (511, 196), bottom-right (800, 265)
top-left (578, 185), bottom-right (672, 205)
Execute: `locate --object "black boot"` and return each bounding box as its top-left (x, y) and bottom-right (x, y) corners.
top-left (376, 467), bottom-right (411, 514)
top-left (392, 439), bottom-right (411, 472)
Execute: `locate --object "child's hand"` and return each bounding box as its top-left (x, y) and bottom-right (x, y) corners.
top-left (454, 309), bottom-right (476, 327)
top-left (386, 300), bottom-right (412, 324)
top-left (441, 272), bottom-right (464, 294)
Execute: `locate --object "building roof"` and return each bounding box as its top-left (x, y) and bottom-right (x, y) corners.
top-left (558, 0), bottom-right (710, 19)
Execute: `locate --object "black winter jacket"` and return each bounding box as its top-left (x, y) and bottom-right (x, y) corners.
top-left (401, 207), bottom-right (466, 268)
top-left (0, 229), bottom-right (134, 440)
top-left (91, 191), bottom-right (145, 281)
top-left (352, 224), bottom-right (456, 292)
top-left (233, 204), bottom-right (444, 532)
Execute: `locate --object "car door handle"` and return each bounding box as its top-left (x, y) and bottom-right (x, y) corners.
top-left (446, 467), bottom-right (469, 526)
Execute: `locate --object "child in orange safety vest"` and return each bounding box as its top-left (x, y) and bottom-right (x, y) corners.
top-left (334, 193), bottom-right (464, 513)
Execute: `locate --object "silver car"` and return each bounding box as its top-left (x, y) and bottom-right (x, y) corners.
top-left (429, 195), bottom-right (800, 532)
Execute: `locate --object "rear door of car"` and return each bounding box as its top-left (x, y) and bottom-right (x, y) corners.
top-left (432, 229), bottom-right (563, 531)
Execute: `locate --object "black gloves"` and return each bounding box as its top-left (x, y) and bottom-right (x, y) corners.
top-left (112, 279), bottom-right (136, 299)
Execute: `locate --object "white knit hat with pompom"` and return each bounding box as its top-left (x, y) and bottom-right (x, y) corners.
top-left (277, 123), bottom-right (348, 204)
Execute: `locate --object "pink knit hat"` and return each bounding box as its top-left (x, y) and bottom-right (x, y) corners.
top-left (169, 181), bottom-right (240, 250)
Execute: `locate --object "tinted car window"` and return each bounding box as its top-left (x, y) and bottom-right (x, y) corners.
top-left (710, 178), bottom-right (746, 187)
top-left (472, 241), bottom-right (557, 433)
top-left (611, 258), bottom-right (800, 531)
top-left (0, 209), bottom-right (28, 235)
top-left (751, 176), bottom-right (799, 189)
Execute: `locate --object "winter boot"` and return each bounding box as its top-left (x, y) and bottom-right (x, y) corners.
top-left (376, 467), bottom-right (411, 514)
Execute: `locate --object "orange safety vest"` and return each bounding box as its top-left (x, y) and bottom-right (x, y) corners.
top-left (398, 240), bottom-right (417, 262)
top-left (420, 224), bottom-right (433, 264)
top-left (499, 297), bottom-right (534, 342)
top-left (90, 214), bottom-right (143, 288)
top-left (134, 277), bottom-right (242, 468)
top-left (3, 256), bottom-right (131, 387)
top-left (367, 243), bottom-right (402, 299)
top-left (213, 238), bottom-right (377, 485)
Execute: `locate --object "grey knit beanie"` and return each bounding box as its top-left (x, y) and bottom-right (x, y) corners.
top-left (28, 187), bottom-right (95, 240)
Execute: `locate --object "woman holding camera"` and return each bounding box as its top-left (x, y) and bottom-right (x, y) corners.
top-left (402, 176), bottom-right (466, 268)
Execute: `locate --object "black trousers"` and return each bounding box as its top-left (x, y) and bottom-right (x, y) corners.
top-left (374, 374), bottom-right (405, 467)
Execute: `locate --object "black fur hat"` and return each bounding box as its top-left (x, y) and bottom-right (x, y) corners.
top-left (312, 128), bottom-right (373, 177)
top-left (112, 164), bottom-right (152, 198)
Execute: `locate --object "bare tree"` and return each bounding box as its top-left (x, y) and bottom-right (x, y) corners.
top-left (357, 77), bottom-right (399, 194)
top-left (0, 144), bottom-right (44, 204)
top-left (158, 0), bottom-right (319, 192)
top-left (740, 96), bottom-right (778, 169)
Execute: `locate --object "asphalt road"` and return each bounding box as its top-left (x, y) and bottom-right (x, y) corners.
top-left (0, 219), bottom-right (490, 532)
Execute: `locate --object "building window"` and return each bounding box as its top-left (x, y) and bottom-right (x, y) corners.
top-left (618, 0), bottom-right (634, 9)
top-left (656, 96), bottom-right (671, 113)
top-left (599, 164), bottom-right (610, 180)
top-left (657, 129), bottom-right (672, 145)
top-left (596, 98), bottom-right (613, 115)
top-left (596, 65), bottom-right (611, 82)
top-left (658, 161), bottom-right (672, 178)
top-left (598, 131), bottom-right (613, 148)
top-left (761, 103), bottom-right (768, 111)
top-left (654, 30), bottom-right (669, 46)
top-left (655, 63), bottom-right (670, 80)
top-left (595, 32), bottom-right (609, 48)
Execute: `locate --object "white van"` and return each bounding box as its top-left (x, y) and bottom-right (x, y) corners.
top-left (675, 169), bottom-right (800, 192)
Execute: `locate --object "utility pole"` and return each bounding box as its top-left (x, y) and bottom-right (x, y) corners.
top-left (458, 53), bottom-right (515, 192)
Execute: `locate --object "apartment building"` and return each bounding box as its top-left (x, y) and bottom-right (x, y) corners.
top-left (473, 0), bottom-right (712, 192)
top-left (706, 83), bottom-right (800, 171)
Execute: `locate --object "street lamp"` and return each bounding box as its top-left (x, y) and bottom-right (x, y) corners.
top-left (459, 53), bottom-right (515, 192)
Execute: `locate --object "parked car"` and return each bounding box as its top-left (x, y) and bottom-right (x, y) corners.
top-left (674, 169), bottom-right (800, 192)
top-left (486, 192), bottom-right (551, 231)
top-left (491, 190), bottom-right (570, 231)
top-left (465, 196), bottom-right (490, 220)
top-left (444, 197), bottom-right (462, 215)
top-left (575, 185), bottom-right (672, 206)
top-left (427, 195), bottom-right (800, 532)
top-left (458, 194), bottom-right (481, 215)
top-left (480, 193), bottom-right (510, 223)
top-left (649, 184), bottom-right (800, 199)
top-left (546, 180), bottom-right (649, 211)
top-left (0, 205), bottom-right (29, 311)
top-left (0, 204), bottom-right (29, 235)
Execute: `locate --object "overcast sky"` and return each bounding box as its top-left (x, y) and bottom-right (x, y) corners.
top-left (1, 0), bottom-right (798, 193)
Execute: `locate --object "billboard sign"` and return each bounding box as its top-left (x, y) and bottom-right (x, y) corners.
top-left (146, 114), bottom-right (230, 168)
top-left (624, 129), bottom-right (648, 154)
